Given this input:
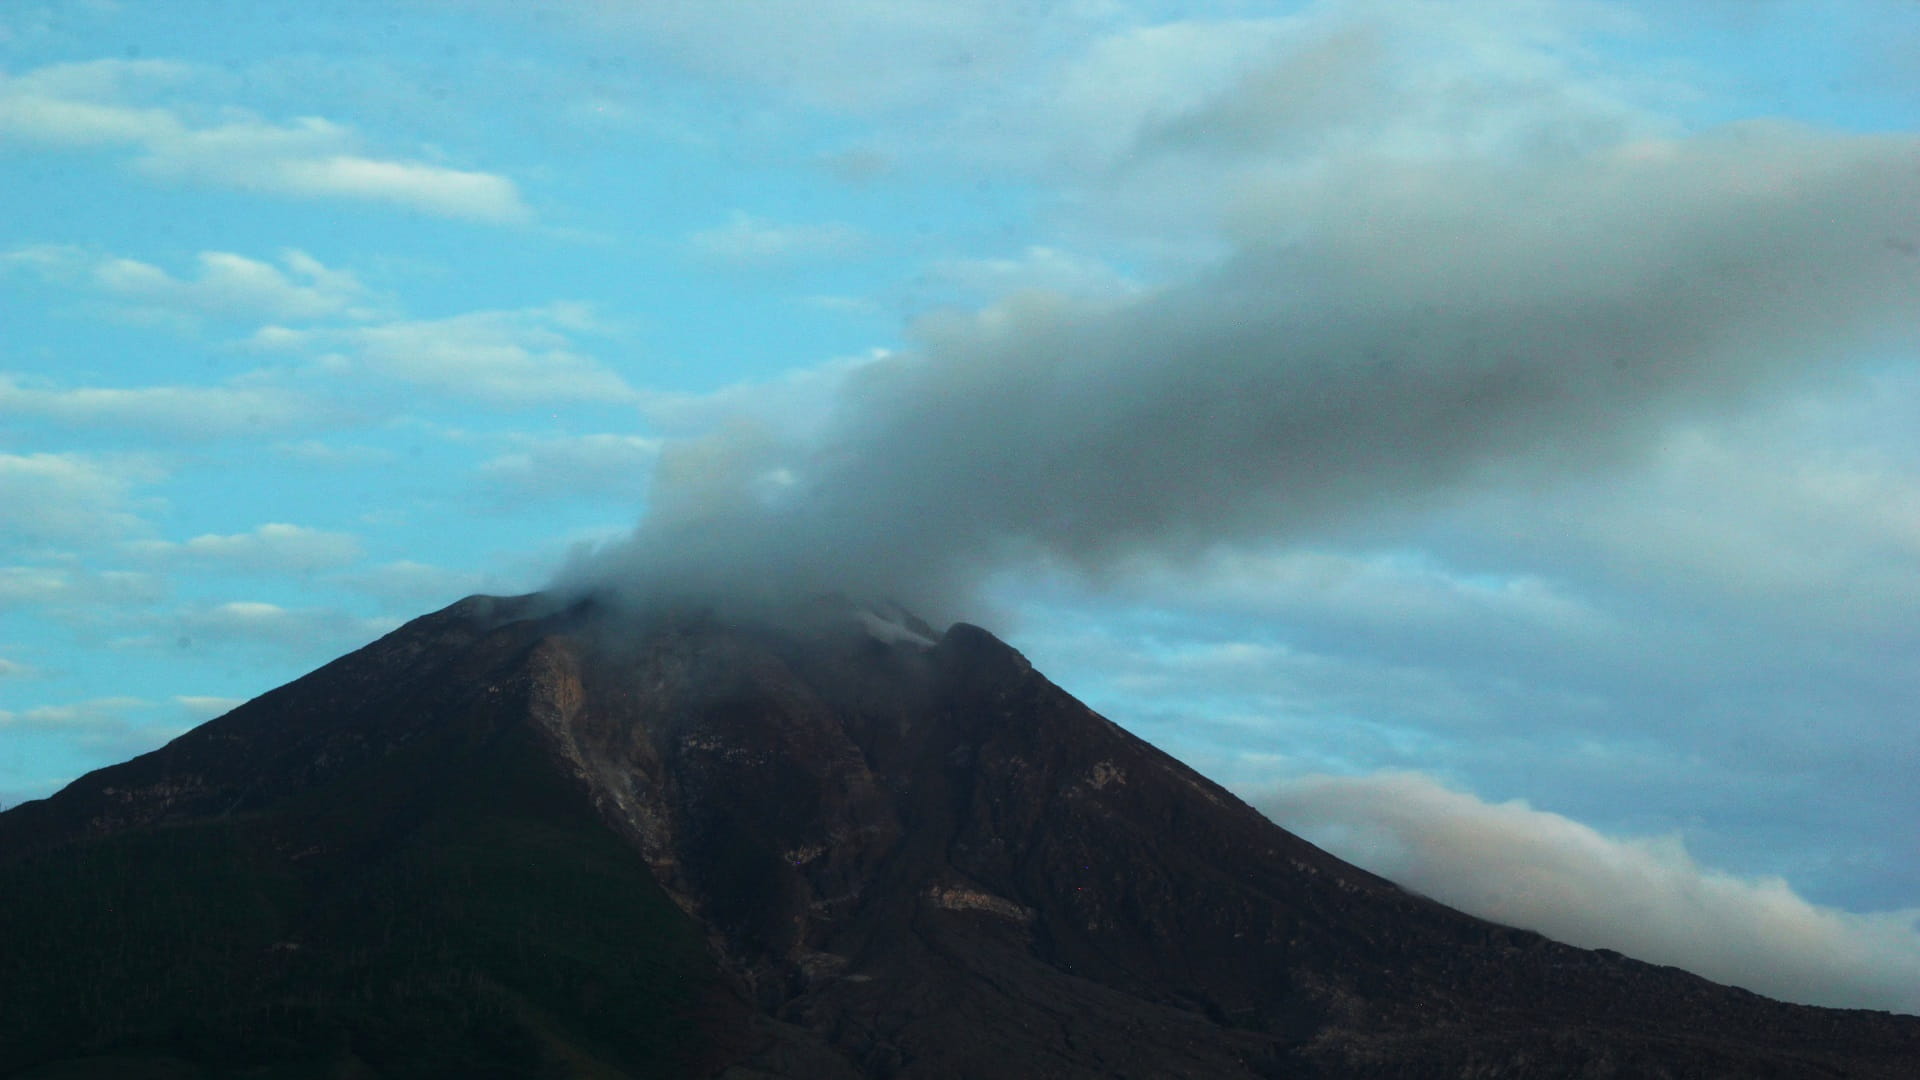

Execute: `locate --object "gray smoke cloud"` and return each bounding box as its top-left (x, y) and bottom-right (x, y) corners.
top-left (560, 121), bottom-right (1920, 619)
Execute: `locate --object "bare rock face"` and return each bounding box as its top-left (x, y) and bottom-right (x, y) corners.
top-left (2, 593), bottom-right (1917, 1078)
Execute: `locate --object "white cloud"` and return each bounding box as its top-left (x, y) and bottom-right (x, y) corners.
top-left (1253, 771), bottom-right (1920, 1013)
top-left (2, 243), bottom-right (380, 324)
top-left (173, 695), bottom-right (245, 722)
top-left (0, 694), bottom-right (187, 758)
top-left (0, 60), bottom-right (530, 222)
top-left (231, 153), bottom-right (529, 224)
top-left (0, 566), bottom-right (87, 608)
top-left (269, 304), bottom-right (636, 408)
top-left (0, 243), bottom-right (83, 276)
top-left (165, 601), bottom-right (400, 653)
top-left (688, 211), bottom-right (870, 267)
top-left (0, 373), bottom-right (325, 438)
top-left (45, 596), bottom-right (395, 661)
top-left (0, 565), bottom-right (165, 610)
top-left (124, 523), bottom-right (364, 575)
top-left (478, 433), bottom-right (661, 502)
top-left (0, 452), bottom-right (160, 545)
top-left (0, 695), bottom-right (188, 759)
top-left (0, 695), bottom-right (150, 734)
top-left (0, 658), bottom-right (33, 678)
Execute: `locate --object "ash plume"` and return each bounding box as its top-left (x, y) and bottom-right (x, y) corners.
top-left (558, 122), bottom-right (1920, 619)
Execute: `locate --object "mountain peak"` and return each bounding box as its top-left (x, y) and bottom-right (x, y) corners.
top-left (3, 592), bottom-right (1917, 1078)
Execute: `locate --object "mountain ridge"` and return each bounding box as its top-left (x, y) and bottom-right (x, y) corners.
top-left (2, 593), bottom-right (1915, 1078)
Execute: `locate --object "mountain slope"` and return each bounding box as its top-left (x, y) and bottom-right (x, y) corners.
top-left (0, 595), bottom-right (752, 1078)
top-left (2, 594), bottom-right (1915, 1078)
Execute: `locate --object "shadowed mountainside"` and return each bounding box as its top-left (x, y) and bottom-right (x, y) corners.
top-left (2, 593), bottom-right (1915, 1078)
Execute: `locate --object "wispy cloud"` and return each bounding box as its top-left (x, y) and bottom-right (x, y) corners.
top-left (162, 601), bottom-right (400, 654)
top-left (173, 695), bottom-right (246, 722)
top-left (0, 373), bottom-right (326, 439)
top-left (1, 243), bottom-right (382, 325)
top-left (1254, 771), bottom-right (1920, 1013)
top-left (689, 211), bottom-right (870, 267)
top-left (0, 695), bottom-right (150, 733)
top-left (0, 565), bottom-right (165, 611)
top-left (0, 695), bottom-right (184, 756)
top-left (0, 59), bottom-right (531, 223)
top-left (0, 452), bottom-right (161, 545)
top-left (258, 304), bottom-right (636, 408)
top-left (478, 433), bottom-right (661, 503)
top-left (124, 523), bottom-right (365, 575)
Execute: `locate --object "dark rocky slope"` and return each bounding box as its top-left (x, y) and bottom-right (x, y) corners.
top-left (2, 593), bottom-right (1915, 1078)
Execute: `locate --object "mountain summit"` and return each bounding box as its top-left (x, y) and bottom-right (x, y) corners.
top-left (3, 594), bottom-right (1915, 1078)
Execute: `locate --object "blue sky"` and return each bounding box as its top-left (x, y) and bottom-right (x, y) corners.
top-left (4, 1), bottom-right (1919, 1011)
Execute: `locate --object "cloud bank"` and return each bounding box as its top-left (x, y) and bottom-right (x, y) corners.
top-left (1255, 771), bottom-right (1920, 1013)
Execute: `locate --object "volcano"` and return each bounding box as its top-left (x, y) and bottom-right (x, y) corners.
top-left (2, 593), bottom-right (1915, 1078)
